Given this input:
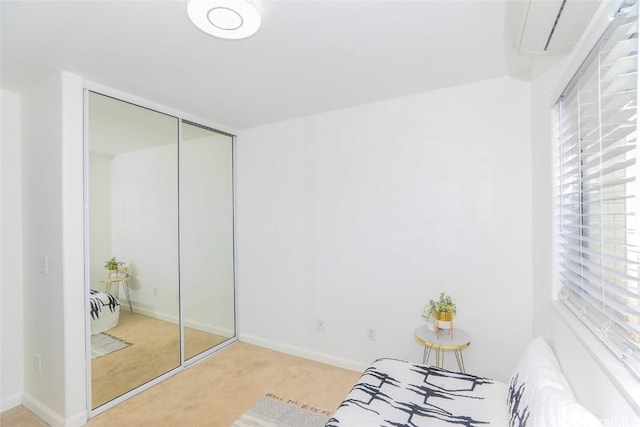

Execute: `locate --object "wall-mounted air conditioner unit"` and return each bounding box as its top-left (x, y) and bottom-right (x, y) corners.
top-left (508, 0), bottom-right (601, 55)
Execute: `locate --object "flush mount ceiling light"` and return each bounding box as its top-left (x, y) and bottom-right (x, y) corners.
top-left (187, 0), bottom-right (261, 40)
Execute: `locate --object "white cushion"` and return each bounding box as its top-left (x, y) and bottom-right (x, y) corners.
top-left (506, 337), bottom-right (602, 427)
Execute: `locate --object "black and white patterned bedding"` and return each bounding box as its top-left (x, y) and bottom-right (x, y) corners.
top-left (326, 358), bottom-right (508, 427)
top-left (89, 289), bottom-right (120, 335)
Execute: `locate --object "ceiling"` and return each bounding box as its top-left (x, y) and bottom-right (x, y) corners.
top-left (1, 0), bottom-right (524, 131)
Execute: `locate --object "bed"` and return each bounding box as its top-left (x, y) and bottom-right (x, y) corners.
top-left (327, 337), bottom-right (603, 427)
top-left (89, 289), bottom-right (120, 335)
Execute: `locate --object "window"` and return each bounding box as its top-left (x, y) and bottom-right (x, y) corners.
top-left (556, 1), bottom-right (640, 378)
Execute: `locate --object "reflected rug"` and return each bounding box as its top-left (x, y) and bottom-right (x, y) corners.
top-left (91, 332), bottom-right (131, 359)
top-left (230, 393), bottom-right (331, 427)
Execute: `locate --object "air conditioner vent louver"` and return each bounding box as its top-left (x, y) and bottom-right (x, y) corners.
top-left (543, 0), bottom-right (568, 51)
top-left (511, 0), bottom-right (601, 55)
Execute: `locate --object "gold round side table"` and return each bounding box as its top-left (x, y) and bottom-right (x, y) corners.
top-left (414, 325), bottom-right (471, 372)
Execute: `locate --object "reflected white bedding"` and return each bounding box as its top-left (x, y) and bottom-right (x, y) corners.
top-left (89, 289), bottom-right (120, 335)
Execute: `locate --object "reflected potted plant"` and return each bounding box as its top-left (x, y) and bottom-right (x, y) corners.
top-left (104, 257), bottom-right (125, 279)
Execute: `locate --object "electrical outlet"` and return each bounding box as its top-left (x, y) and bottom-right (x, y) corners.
top-left (316, 319), bottom-right (325, 332)
top-left (153, 288), bottom-right (158, 297)
top-left (367, 328), bottom-right (376, 341)
top-left (34, 354), bottom-right (42, 373)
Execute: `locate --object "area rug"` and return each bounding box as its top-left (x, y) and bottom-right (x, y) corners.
top-left (230, 393), bottom-right (331, 427)
top-left (91, 332), bottom-right (131, 359)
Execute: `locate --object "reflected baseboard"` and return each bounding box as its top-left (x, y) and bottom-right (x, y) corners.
top-left (184, 319), bottom-right (233, 337)
top-left (124, 303), bottom-right (233, 337)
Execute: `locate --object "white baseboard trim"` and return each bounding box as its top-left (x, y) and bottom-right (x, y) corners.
top-left (0, 393), bottom-right (22, 412)
top-left (238, 334), bottom-right (369, 373)
top-left (22, 393), bottom-right (65, 427)
top-left (21, 393), bottom-right (87, 427)
top-left (63, 410), bottom-right (88, 427)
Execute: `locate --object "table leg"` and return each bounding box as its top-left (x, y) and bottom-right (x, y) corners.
top-left (454, 349), bottom-right (466, 373)
top-left (436, 348), bottom-right (442, 368)
top-left (424, 345), bottom-right (433, 365)
top-left (122, 282), bottom-right (134, 315)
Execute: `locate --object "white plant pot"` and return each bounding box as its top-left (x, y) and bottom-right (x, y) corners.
top-left (435, 320), bottom-right (452, 330)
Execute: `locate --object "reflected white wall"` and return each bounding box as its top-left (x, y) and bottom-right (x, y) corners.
top-left (111, 145), bottom-right (179, 319)
top-left (88, 153), bottom-right (112, 291)
top-left (180, 132), bottom-right (234, 337)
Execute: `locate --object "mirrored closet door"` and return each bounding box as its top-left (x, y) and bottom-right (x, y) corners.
top-left (180, 123), bottom-right (235, 360)
top-left (86, 92), bottom-right (235, 411)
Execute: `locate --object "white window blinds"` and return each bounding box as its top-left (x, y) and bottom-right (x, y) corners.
top-left (557, 1), bottom-right (640, 378)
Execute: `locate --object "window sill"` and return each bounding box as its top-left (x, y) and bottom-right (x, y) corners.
top-left (552, 300), bottom-right (640, 417)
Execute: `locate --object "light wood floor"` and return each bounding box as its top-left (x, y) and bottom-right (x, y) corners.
top-left (1, 342), bottom-right (362, 426)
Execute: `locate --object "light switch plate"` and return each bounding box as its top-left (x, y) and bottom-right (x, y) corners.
top-left (38, 256), bottom-right (48, 274)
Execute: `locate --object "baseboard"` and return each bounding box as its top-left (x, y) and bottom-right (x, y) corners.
top-left (62, 410), bottom-right (88, 427)
top-left (0, 393), bottom-right (22, 412)
top-left (22, 393), bottom-right (65, 427)
top-left (21, 393), bottom-right (87, 427)
top-left (238, 334), bottom-right (369, 373)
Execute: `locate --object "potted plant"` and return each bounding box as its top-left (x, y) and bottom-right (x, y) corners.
top-left (424, 291), bottom-right (457, 329)
top-left (104, 257), bottom-right (124, 271)
top-left (104, 257), bottom-right (125, 279)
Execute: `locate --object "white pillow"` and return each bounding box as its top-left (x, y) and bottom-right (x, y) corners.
top-left (506, 337), bottom-right (602, 427)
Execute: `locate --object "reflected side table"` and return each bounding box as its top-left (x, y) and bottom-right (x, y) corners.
top-left (414, 325), bottom-right (471, 372)
top-left (100, 274), bottom-right (133, 315)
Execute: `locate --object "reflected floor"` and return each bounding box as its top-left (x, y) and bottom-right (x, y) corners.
top-left (91, 312), bottom-right (229, 408)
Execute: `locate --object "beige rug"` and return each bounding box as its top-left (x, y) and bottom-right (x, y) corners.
top-left (230, 393), bottom-right (331, 427)
top-left (91, 333), bottom-right (131, 359)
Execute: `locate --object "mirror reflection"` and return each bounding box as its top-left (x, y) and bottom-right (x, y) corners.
top-left (88, 92), bottom-right (180, 409)
top-left (87, 92), bottom-right (237, 410)
top-left (181, 123), bottom-right (235, 360)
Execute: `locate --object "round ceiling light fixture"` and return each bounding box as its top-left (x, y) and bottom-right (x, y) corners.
top-left (187, 0), bottom-right (261, 40)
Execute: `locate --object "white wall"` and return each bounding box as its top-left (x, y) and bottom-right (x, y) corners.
top-left (21, 73), bottom-right (66, 418)
top-left (237, 76), bottom-right (533, 381)
top-left (60, 72), bottom-right (87, 427)
top-left (1, 89), bottom-right (24, 411)
top-left (21, 72), bottom-right (86, 426)
top-left (530, 6), bottom-right (640, 422)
